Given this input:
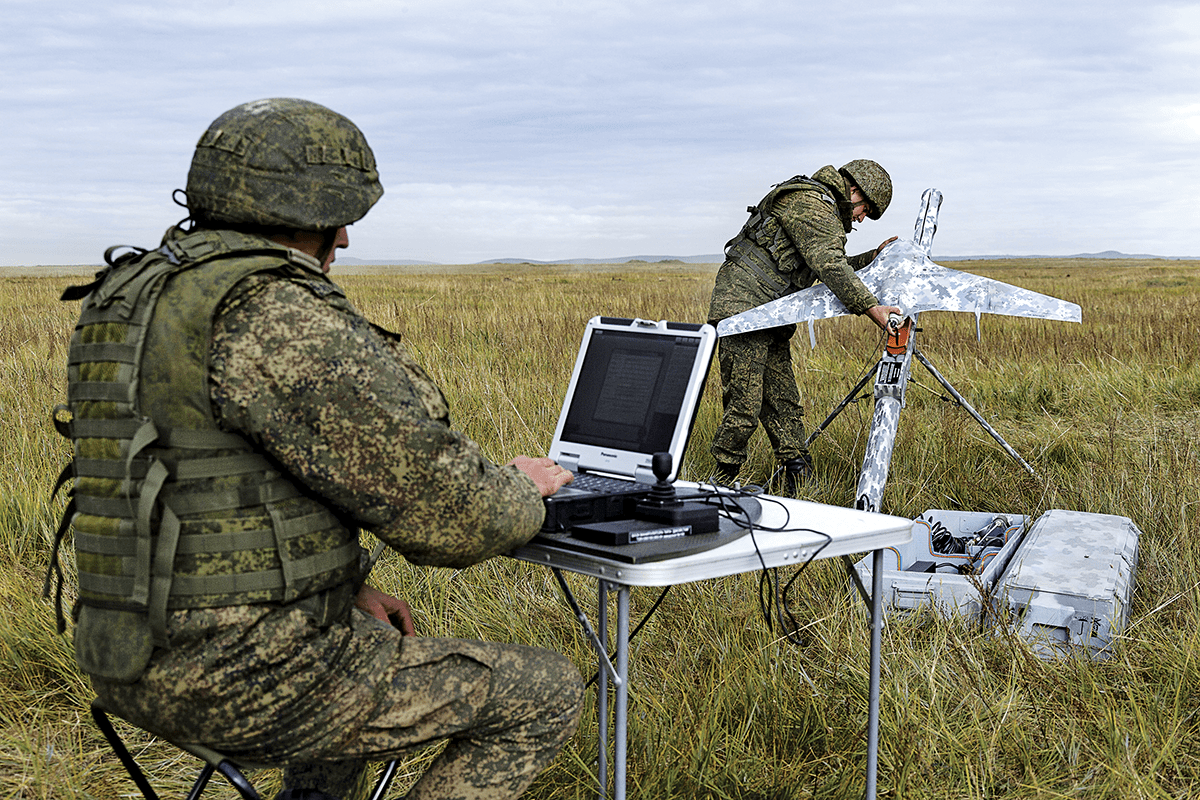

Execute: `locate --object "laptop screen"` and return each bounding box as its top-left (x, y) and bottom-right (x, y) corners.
top-left (549, 317), bottom-right (716, 483)
top-left (560, 328), bottom-right (700, 453)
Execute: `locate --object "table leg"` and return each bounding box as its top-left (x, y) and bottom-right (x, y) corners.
top-left (598, 582), bottom-right (609, 800)
top-left (865, 547), bottom-right (883, 800)
top-left (614, 584), bottom-right (630, 800)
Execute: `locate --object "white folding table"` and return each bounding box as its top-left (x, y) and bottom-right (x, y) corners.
top-left (511, 491), bottom-right (912, 800)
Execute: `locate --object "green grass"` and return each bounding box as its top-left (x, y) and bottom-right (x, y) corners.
top-left (1, 258), bottom-right (1198, 798)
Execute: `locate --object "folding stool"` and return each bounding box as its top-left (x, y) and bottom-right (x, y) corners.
top-left (91, 699), bottom-right (399, 800)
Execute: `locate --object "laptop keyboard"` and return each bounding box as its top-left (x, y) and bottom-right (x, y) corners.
top-left (541, 470), bottom-right (653, 532)
top-left (567, 472), bottom-right (641, 493)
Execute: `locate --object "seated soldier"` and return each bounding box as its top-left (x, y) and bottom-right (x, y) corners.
top-left (55, 97), bottom-right (582, 800)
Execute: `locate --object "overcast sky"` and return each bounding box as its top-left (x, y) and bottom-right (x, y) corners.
top-left (3, 0), bottom-right (1197, 266)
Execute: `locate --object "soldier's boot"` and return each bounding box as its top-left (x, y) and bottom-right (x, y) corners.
top-left (780, 455), bottom-right (813, 496)
top-left (714, 462), bottom-right (742, 486)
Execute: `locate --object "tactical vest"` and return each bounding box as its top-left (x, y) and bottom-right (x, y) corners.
top-left (48, 228), bottom-right (362, 676)
top-left (723, 175), bottom-right (841, 299)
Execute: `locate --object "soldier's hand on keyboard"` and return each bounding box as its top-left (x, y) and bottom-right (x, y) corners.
top-left (507, 455), bottom-right (575, 497)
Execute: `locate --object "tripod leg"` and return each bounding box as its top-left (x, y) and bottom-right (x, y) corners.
top-left (913, 349), bottom-right (1037, 477)
top-left (805, 364), bottom-right (878, 448)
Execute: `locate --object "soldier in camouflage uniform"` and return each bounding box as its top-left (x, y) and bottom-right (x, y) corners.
top-left (54, 98), bottom-right (582, 800)
top-left (707, 161), bottom-right (900, 490)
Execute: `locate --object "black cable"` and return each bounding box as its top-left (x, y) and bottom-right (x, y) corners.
top-left (908, 376), bottom-right (953, 404)
top-left (704, 483), bottom-right (835, 649)
top-left (758, 568), bottom-right (776, 634)
top-left (580, 481), bottom-right (839, 687)
top-left (583, 483), bottom-right (774, 689)
top-left (773, 528), bottom-right (834, 647)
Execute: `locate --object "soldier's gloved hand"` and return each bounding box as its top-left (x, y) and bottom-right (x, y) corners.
top-left (355, 583), bottom-right (416, 635)
top-left (508, 455), bottom-right (574, 497)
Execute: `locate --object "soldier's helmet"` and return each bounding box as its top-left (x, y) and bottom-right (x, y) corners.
top-left (185, 98), bottom-right (383, 230)
top-left (839, 159), bottom-right (891, 220)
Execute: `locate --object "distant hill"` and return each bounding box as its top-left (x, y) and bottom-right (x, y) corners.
top-left (475, 254), bottom-right (726, 265)
top-left (939, 250), bottom-right (1185, 261)
top-left (5, 251), bottom-right (1194, 274)
top-left (336, 257), bottom-right (442, 266)
top-left (338, 250), bottom-right (1193, 266)
top-left (336, 254), bottom-right (725, 266)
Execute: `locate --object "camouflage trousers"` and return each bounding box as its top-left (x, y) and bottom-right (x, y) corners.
top-left (710, 326), bottom-right (809, 467)
top-left (92, 603), bottom-right (583, 800)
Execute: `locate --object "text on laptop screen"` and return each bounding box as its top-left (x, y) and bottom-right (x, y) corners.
top-left (559, 328), bottom-right (701, 454)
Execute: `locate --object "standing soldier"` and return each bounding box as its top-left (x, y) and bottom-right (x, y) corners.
top-left (52, 98), bottom-right (581, 800)
top-left (707, 160), bottom-right (899, 491)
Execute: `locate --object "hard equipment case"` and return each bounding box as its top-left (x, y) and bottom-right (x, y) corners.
top-left (993, 509), bottom-right (1140, 659)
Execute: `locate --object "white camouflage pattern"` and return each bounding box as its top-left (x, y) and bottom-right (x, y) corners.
top-left (716, 189), bottom-right (1082, 337)
top-left (996, 509), bottom-right (1140, 659)
top-left (854, 324), bottom-right (916, 513)
top-left (855, 397), bottom-right (901, 513)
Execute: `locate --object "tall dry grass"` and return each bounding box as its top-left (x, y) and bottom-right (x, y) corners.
top-left (0, 258), bottom-right (1197, 798)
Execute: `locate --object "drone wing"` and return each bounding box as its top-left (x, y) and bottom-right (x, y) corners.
top-left (716, 189), bottom-right (1081, 337)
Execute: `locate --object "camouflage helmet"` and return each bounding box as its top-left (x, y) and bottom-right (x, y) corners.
top-left (185, 98), bottom-right (383, 230)
top-left (839, 159), bottom-right (891, 220)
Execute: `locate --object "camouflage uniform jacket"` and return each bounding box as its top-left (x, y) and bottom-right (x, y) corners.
top-left (708, 165), bottom-right (880, 324)
top-left (208, 251), bottom-right (545, 567)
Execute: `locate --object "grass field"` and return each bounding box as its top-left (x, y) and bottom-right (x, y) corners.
top-left (1, 257), bottom-right (1198, 799)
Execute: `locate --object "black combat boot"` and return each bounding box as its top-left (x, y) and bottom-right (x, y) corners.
top-left (780, 455), bottom-right (813, 495)
top-left (714, 462), bottom-right (741, 486)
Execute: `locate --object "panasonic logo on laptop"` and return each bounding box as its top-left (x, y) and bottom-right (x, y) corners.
top-left (600, 452), bottom-right (620, 459)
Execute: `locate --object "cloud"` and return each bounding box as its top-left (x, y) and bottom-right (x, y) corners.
top-left (1, 0), bottom-right (1197, 265)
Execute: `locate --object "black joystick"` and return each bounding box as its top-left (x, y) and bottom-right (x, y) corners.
top-left (634, 451), bottom-right (720, 533)
top-left (643, 451), bottom-right (682, 507)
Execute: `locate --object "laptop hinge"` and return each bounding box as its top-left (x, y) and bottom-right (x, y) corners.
top-left (632, 464), bottom-right (657, 483)
top-left (557, 453), bottom-right (580, 473)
